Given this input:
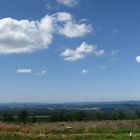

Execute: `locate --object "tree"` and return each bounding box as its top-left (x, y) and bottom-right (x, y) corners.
top-left (111, 112), bottom-right (119, 120)
top-left (117, 112), bottom-right (125, 120)
top-left (94, 112), bottom-right (102, 120)
top-left (74, 111), bottom-right (86, 121)
top-left (111, 111), bottom-right (126, 120)
top-left (2, 114), bottom-right (14, 122)
top-left (135, 110), bottom-right (140, 119)
top-left (31, 116), bottom-right (37, 123)
top-left (18, 110), bottom-right (28, 123)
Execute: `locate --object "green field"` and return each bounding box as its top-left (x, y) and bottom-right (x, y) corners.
top-left (0, 120), bottom-right (139, 140)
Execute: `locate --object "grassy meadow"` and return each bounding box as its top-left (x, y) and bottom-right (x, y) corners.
top-left (0, 120), bottom-right (139, 139)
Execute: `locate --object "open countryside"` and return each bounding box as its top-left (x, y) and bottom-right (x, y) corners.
top-left (0, 0), bottom-right (140, 139)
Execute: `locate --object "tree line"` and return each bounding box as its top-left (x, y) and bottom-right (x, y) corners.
top-left (1, 110), bottom-right (140, 123)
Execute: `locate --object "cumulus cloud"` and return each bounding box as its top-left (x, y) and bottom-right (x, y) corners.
top-left (0, 17), bottom-right (53, 54)
top-left (61, 42), bottom-right (93, 61)
top-left (136, 56), bottom-right (140, 63)
top-left (16, 68), bottom-right (32, 74)
top-left (55, 12), bottom-right (72, 21)
top-left (56, 0), bottom-right (78, 7)
top-left (54, 12), bottom-right (92, 38)
top-left (0, 12), bottom-right (91, 54)
top-left (61, 42), bottom-right (104, 61)
top-left (80, 69), bottom-right (88, 74)
top-left (58, 21), bottom-right (92, 38)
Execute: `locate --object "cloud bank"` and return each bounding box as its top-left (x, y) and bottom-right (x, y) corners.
top-left (0, 12), bottom-right (91, 54)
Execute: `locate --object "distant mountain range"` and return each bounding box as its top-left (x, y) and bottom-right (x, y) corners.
top-left (0, 100), bottom-right (139, 111)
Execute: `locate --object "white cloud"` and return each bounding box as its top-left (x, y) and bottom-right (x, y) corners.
top-left (54, 12), bottom-right (72, 21)
top-left (41, 70), bottom-right (47, 75)
top-left (80, 69), bottom-right (88, 74)
top-left (61, 42), bottom-right (94, 61)
top-left (16, 68), bottom-right (32, 74)
top-left (94, 50), bottom-right (105, 56)
top-left (61, 42), bottom-right (104, 61)
top-left (58, 21), bottom-right (92, 38)
top-left (36, 70), bottom-right (47, 76)
top-left (136, 56), bottom-right (140, 63)
top-left (54, 12), bottom-right (92, 38)
top-left (0, 17), bottom-right (53, 54)
top-left (0, 12), bottom-right (91, 54)
top-left (56, 0), bottom-right (78, 7)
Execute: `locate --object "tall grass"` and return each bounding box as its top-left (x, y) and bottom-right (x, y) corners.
top-left (0, 120), bottom-right (139, 139)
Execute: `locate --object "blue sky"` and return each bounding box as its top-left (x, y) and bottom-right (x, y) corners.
top-left (0, 0), bottom-right (140, 103)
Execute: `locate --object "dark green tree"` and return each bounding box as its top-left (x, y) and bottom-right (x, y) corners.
top-left (135, 110), bottom-right (140, 119)
top-left (2, 114), bottom-right (14, 122)
top-left (118, 112), bottom-right (125, 120)
top-left (31, 116), bottom-right (37, 123)
top-left (111, 112), bottom-right (119, 120)
top-left (74, 111), bottom-right (86, 121)
top-left (94, 112), bottom-right (102, 120)
top-left (18, 110), bottom-right (28, 123)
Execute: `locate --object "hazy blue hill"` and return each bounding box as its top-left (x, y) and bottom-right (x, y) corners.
top-left (0, 100), bottom-right (139, 111)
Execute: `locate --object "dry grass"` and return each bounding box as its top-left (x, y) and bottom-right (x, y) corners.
top-left (0, 119), bottom-right (139, 136)
top-left (0, 120), bottom-right (139, 139)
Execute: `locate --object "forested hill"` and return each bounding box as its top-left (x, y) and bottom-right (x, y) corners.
top-left (0, 101), bottom-right (140, 122)
top-left (0, 101), bottom-right (140, 111)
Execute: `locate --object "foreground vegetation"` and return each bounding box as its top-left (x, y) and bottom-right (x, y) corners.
top-left (0, 120), bottom-right (139, 139)
top-left (0, 102), bottom-right (140, 139)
